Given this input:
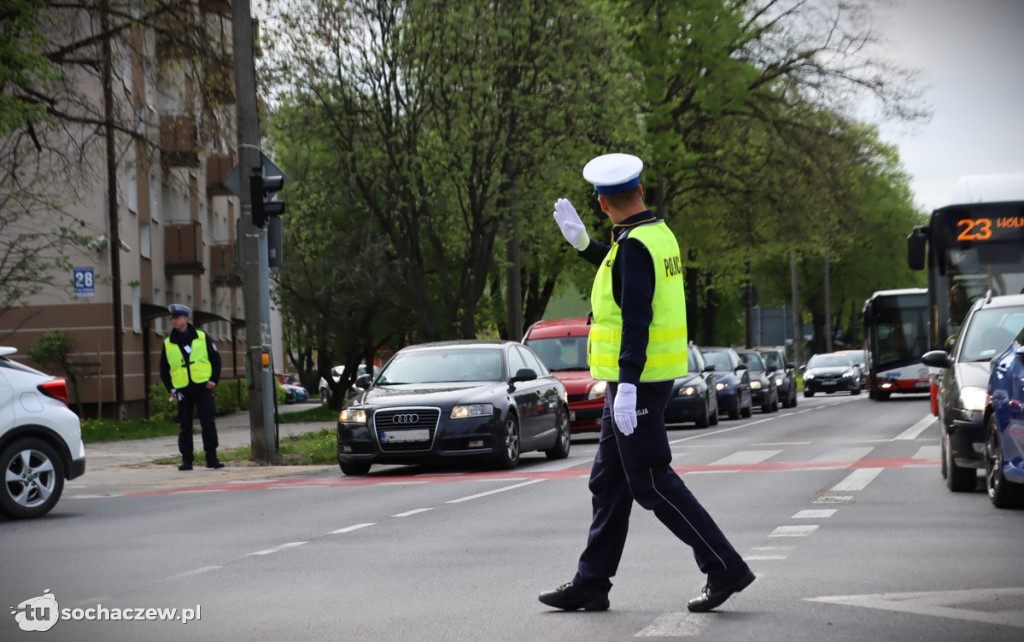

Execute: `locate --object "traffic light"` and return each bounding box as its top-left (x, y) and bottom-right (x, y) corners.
top-left (250, 167), bottom-right (286, 228)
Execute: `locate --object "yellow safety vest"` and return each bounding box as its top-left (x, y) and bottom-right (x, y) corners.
top-left (588, 221), bottom-right (688, 381)
top-left (165, 330), bottom-right (213, 388)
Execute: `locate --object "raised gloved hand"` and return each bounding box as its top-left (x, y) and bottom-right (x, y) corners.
top-left (613, 382), bottom-right (637, 436)
top-left (553, 198), bottom-right (590, 251)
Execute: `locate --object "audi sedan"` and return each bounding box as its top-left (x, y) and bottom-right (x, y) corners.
top-left (336, 341), bottom-right (570, 475)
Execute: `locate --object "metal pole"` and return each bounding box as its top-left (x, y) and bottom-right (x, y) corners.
top-left (790, 250), bottom-right (801, 365)
top-left (233, 0), bottom-right (274, 463)
top-left (101, 0), bottom-right (124, 417)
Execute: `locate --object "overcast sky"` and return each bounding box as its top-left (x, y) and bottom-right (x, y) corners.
top-left (867, 0), bottom-right (1024, 211)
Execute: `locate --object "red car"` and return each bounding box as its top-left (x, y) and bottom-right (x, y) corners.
top-left (523, 317), bottom-right (605, 433)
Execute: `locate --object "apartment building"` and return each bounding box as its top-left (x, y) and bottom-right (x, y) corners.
top-left (0, 1), bottom-right (280, 419)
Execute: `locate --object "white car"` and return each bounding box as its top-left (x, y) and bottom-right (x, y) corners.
top-left (0, 347), bottom-right (86, 519)
top-left (319, 363), bottom-right (380, 404)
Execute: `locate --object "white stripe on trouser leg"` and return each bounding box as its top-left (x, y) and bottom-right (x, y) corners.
top-left (648, 468), bottom-right (729, 571)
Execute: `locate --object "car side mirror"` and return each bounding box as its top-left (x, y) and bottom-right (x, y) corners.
top-left (702, 365), bottom-right (715, 373)
top-left (1016, 345), bottom-right (1024, 364)
top-left (511, 368), bottom-right (537, 384)
top-left (735, 364), bottom-right (748, 374)
top-left (799, 365), bottom-right (806, 371)
top-left (355, 374), bottom-right (372, 389)
top-left (921, 350), bottom-right (953, 369)
top-left (785, 362), bottom-right (796, 370)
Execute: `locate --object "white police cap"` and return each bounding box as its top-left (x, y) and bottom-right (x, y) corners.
top-left (583, 153), bottom-right (644, 195)
top-left (169, 303), bottom-right (191, 318)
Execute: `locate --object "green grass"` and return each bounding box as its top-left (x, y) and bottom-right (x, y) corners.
top-left (154, 428), bottom-right (337, 466)
top-left (82, 403), bottom-right (338, 444)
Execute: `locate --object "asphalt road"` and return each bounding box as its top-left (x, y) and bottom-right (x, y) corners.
top-left (3, 394), bottom-right (1022, 641)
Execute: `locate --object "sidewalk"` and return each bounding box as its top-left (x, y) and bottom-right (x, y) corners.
top-left (68, 404), bottom-right (337, 494)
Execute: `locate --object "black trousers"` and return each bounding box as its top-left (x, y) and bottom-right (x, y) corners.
top-left (177, 384), bottom-right (219, 462)
top-left (572, 380), bottom-right (749, 593)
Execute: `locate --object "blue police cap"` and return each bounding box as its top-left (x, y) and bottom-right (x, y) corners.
top-left (583, 153), bottom-right (643, 195)
top-left (169, 303), bottom-right (191, 318)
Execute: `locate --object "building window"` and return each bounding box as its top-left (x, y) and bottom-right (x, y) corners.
top-left (154, 289), bottom-right (164, 335)
top-left (150, 173), bottom-right (160, 223)
top-left (127, 164), bottom-right (138, 214)
top-left (140, 223), bottom-right (151, 259)
top-left (131, 285), bottom-right (141, 333)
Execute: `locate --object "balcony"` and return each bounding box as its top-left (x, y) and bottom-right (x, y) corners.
top-left (202, 54), bottom-right (235, 104)
top-left (165, 221), bottom-right (205, 275)
top-left (155, 1), bottom-right (194, 60)
top-left (160, 115), bottom-right (199, 167)
top-left (206, 153), bottom-right (235, 196)
top-left (199, 0), bottom-right (231, 15)
top-left (209, 242), bottom-right (241, 287)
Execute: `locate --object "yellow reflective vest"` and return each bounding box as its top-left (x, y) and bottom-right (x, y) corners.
top-left (588, 221), bottom-right (688, 381)
top-left (164, 330), bottom-right (213, 388)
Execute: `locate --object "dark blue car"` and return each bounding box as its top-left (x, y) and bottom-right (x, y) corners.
top-left (985, 326), bottom-right (1024, 508)
top-left (700, 347), bottom-right (752, 420)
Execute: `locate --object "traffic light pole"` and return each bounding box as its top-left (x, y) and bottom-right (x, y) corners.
top-left (233, 0), bottom-right (275, 464)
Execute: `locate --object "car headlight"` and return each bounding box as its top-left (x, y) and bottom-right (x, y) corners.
top-left (773, 376), bottom-right (783, 387)
top-left (588, 380), bottom-right (608, 400)
top-left (677, 385), bottom-right (699, 397)
top-left (339, 407), bottom-right (367, 423)
top-left (959, 386), bottom-right (988, 413)
top-left (750, 380), bottom-right (762, 390)
top-left (804, 373), bottom-right (815, 380)
top-left (715, 381), bottom-right (730, 391)
top-left (451, 403), bottom-right (494, 419)
top-left (842, 371), bottom-right (854, 379)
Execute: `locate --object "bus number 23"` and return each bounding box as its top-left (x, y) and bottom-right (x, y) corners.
top-left (958, 217), bottom-right (993, 241)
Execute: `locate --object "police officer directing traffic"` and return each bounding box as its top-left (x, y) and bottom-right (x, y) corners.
top-left (159, 303), bottom-right (224, 471)
top-left (538, 153), bottom-right (755, 613)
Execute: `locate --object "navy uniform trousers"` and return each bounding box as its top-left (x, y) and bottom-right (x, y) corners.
top-left (572, 380), bottom-right (749, 593)
top-left (177, 384), bottom-right (219, 461)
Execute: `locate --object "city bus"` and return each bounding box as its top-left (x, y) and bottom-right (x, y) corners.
top-left (862, 288), bottom-right (930, 400)
top-left (907, 173), bottom-right (1024, 411)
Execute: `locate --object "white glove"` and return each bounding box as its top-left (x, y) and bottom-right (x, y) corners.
top-left (553, 198), bottom-right (590, 251)
top-left (613, 383), bottom-right (637, 436)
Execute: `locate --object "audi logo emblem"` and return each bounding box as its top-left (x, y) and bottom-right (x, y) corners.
top-left (390, 413), bottom-right (420, 425)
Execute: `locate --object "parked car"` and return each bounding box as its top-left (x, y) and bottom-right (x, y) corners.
top-left (522, 317), bottom-right (604, 433)
top-left (700, 347), bottom-right (752, 420)
top-left (275, 373), bottom-right (310, 404)
top-left (756, 347), bottom-right (797, 408)
top-left (801, 353), bottom-right (862, 397)
top-left (834, 349), bottom-right (868, 387)
top-left (320, 363), bottom-right (380, 404)
top-left (0, 347), bottom-right (86, 519)
top-left (737, 350), bottom-right (779, 413)
top-left (336, 340), bottom-right (570, 475)
top-left (665, 343), bottom-right (719, 428)
top-left (923, 293), bottom-right (1024, 492)
top-left (985, 328), bottom-right (1024, 508)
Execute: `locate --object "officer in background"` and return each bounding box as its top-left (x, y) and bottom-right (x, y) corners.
top-left (159, 303), bottom-right (224, 470)
top-left (538, 153), bottom-right (755, 613)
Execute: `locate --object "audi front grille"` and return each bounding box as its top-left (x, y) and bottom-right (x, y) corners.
top-left (373, 407), bottom-right (441, 452)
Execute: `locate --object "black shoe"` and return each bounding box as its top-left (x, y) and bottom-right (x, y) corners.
top-left (206, 461), bottom-right (225, 469)
top-left (178, 462), bottom-right (193, 471)
top-left (538, 582), bottom-right (610, 611)
top-left (687, 570), bottom-right (756, 613)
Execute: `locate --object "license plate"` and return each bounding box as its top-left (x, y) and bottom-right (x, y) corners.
top-left (380, 429), bottom-right (430, 443)
top-left (822, 380), bottom-right (837, 386)
top-left (915, 380), bottom-right (930, 388)
top-left (569, 411), bottom-right (576, 421)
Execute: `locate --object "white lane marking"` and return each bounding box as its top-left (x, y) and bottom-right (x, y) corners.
top-left (746, 554), bottom-right (788, 560)
top-left (913, 445), bottom-right (941, 459)
top-left (527, 458), bottom-right (590, 472)
top-left (830, 468), bottom-right (883, 492)
top-left (710, 450), bottom-right (782, 466)
top-left (635, 612), bottom-right (711, 637)
top-left (394, 508), bottom-right (433, 518)
top-left (793, 509), bottom-right (837, 519)
top-left (769, 525), bottom-right (819, 537)
top-left (446, 479), bottom-right (546, 504)
top-left (895, 415), bottom-right (936, 440)
top-left (378, 481), bottom-right (428, 486)
top-left (807, 588), bottom-right (1024, 628)
top-left (748, 545), bottom-right (793, 561)
top-left (331, 523), bottom-right (376, 534)
top-left (815, 495), bottom-right (854, 503)
top-left (751, 441), bottom-right (811, 446)
top-left (171, 566), bottom-right (222, 579)
top-left (248, 541), bottom-right (307, 556)
top-left (811, 447), bottom-right (874, 463)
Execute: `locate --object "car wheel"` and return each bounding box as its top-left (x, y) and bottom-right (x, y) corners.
top-left (319, 387), bottom-right (331, 404)
top-left (945, 430), bottom-right (976, 492)
top-left (985, 416), bottom-right (1024, 508)
top-left (545, 407), bottom-right (571, 460)
top-left (851, 386), bottom-right (861, 396)
top-left (727, 399), bottom-right (740, 420)
top-left (496, 413), bottom-right (521, 469)
top-left (695, 396), bottom-right (710, 428)
top-left (740, 394), bottom-right (752, 418)
top-left (0, 437), bottom-right (65, 519)
top-left (940, 431), bottom-right (948, 479)
top-left (339, 458), bottom-right (371, 476)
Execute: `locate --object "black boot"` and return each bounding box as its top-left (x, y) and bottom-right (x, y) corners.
top-left (178, 460), bottom-right (193, 471)
top-left (205, 452), bottom-right (224, 469)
